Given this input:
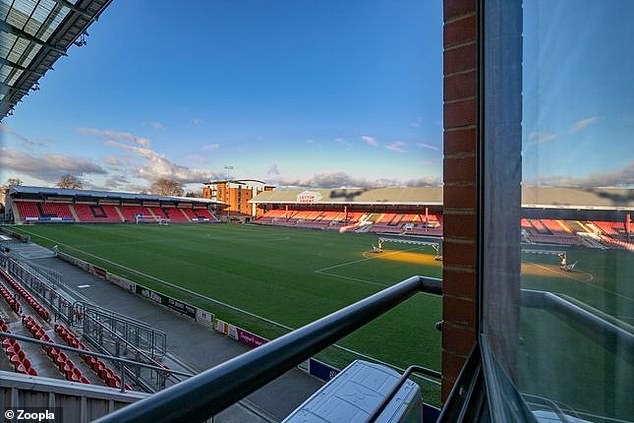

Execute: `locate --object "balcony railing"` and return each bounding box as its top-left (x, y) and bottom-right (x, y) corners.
top-left (95, 275), bottom-right (442, 423)
top-left (93, 273), bottom-right (633, 423)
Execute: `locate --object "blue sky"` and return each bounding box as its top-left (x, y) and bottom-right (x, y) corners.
top-left (0, 0), bottom-right (443, 192)
top-left (522, 0), bottom-right (634, 187)
top-left (1, 0), bottom-right (633, 192)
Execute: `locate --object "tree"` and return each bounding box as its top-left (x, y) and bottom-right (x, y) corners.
top-left (6, 178), bottom-right (23, 187)
top-left (56, 174), bottom-right (83, 190)
top-left (1, 178), bottom-right (23, 206)
top-left (150, 178), bottom-right (184, 196)
top-left (185, 190), bottom-right (202, 198)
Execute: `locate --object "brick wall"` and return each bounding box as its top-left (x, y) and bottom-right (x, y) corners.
top-left (442, 0), bottom-right (478, 401)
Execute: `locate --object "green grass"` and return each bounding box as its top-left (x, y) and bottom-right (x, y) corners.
top-left (9, 223), bottom-right (634, 417)
top-left (519, 247), bottom-right (634, 421)
top-left (8, 223), bottom-right (443, 402)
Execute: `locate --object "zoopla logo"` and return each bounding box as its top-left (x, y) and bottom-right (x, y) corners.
top-left (4, 409), bottom-right (56, 421)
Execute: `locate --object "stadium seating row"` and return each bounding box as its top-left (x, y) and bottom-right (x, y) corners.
top-left (54, 323), bottom-right (132, 390)
top-left (13, 201), bottom-right (219, 224)
top-left (0, 283), bottom-right (21, 314)
top-left (21, 315), bottom-right (92, 384)
top-left (0, 270), bottom-right (49, 321)
top-left (256, 208), bottom-right (443, 235)
top-left (1, 317), bottom-right (38, 376)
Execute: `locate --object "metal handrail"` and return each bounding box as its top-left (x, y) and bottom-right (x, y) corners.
top-left (367, 365), bottom-right (442, 422)
top-left (0, 331), bottom-right (194, 378)
top-left (521, 289), bottom-right (634, 354)
top-left (95, 275), bottom-right (443, 423)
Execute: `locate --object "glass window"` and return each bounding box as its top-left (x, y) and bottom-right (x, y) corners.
top-left (482, 1), bottom-right (634, 421)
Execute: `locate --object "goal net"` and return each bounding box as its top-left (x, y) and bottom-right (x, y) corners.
top-left (135, 215), bottom-right (170, 225)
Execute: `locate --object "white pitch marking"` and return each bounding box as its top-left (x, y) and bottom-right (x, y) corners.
top-left (77, 284), bottom-right (91, 289)
top-left (315, 245), bottom-right (425, 273)
top-left (531, 263), bottom-right (634, 303)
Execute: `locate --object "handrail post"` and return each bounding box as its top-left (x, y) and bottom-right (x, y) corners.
top-left (120, 361), bottom-right (126, 393)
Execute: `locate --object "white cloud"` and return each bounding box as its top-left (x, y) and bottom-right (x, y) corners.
top-left (528, 132), bottom-right (557, 144)
top-left (0, 147), bottom-right (107, 182)
top-left (571, 116), bottom-right (598, 133)
top-left (150, 121), bottom-right (164, 130)
top-left (410, 117), bottom-right (423, 128)
top-left (80, 127), bottom-right (217, 184)
top-left (202, 143), bottom-right (220, 151)
top-left (0, 124), bottom-right (47, 148)
top-left (385, 141), bottom-right (406, 153)
top-left (103, 155), bottom-right (123, 166)
top-left (416, 142), bottom-right (440, 152)
top-left (360, 135), bottom-right (378, 146)
top-left (267, 164), bottom-right (280, 176)
top-left (191, 118), bottom-right (203, 126)
top-left (305, 139), bottom-right (315, 144)
top-left (77, 127), bottom-right (151, 147)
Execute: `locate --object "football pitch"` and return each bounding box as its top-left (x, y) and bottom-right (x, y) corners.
top-left (9, 224), bottom-right (444, 400)
top-left (7, 223), bottom-right (634, 416)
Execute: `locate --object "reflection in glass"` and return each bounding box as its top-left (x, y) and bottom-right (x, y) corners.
top-left (520, 1), bottom-right (634, 421)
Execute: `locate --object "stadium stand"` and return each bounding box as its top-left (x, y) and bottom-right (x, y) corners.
top-left (249, 186), bottom-right (634, 248)
top-left (74, 204), bottom-right (122, 223)
top-left (1, 316), bottom-right (37, 376)
top-left (118, 206), bottom-right (151, 223)
top-left (0, 269), bottom-right (49, 321)
top-left (54, 323), bottom-right (132, 389)
top-left (5, 186), bottom-right (224, 225)
top-left (161, 208), bottom-right (188, 223)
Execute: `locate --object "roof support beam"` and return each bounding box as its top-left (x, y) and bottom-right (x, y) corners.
top-left (0, 57), bottom-right (46, 76)
top-left (50, 0), bottom-right (93, 19)
top-left (0, 81), bottom-right (30, 95)
top-left (0, 22), bottom-right (68, 56)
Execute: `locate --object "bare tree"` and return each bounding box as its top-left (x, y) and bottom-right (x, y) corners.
top-left (6, 178), bottom-right (23, 187)
top-left (185, 190), bottom-right (202, 198)
top-left (150, 178), bottom-right (184, 196)
top-left (56, 174), bottom-right (83, 190)
top-left (1, 178), bottom-right (24, 205)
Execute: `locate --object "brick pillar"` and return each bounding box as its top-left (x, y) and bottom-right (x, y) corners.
top-left (441, 0), bottom-right (478, 401)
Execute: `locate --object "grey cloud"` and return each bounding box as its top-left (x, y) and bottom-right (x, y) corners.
top-left (536, 161), bottom-right (634, 188)
top-left (270, 171), bottom-right (441, 189)
top-left (267, 164), bottom-right (280, 177)
top-left (104, 175), bottom-right (130, 189)
top-left (0, 147), bottom-right (107, 182)
top-left (0, 124), bottom-right (47, 148)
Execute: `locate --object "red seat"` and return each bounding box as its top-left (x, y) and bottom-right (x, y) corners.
top-left (124, 383), bottom-right (133, 391)
top-left (48, 347), bottom-right (60, 360)
top-left (67, 367), bottom-right (81, 382)
top-left (55, 352), bottom-right (67, 367)
top-left (10, 351), bottom-right (25, 365)
top-left (61, 360), bottom-right (74, 374)
top-left (80, 376), bottom-right (90, 384)
top-left (5, 344), bottom-right (20, 355)
top-left (107, 375), bottom-right (120, 388)
top-left (100, 367), bottom-right (113, 380)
